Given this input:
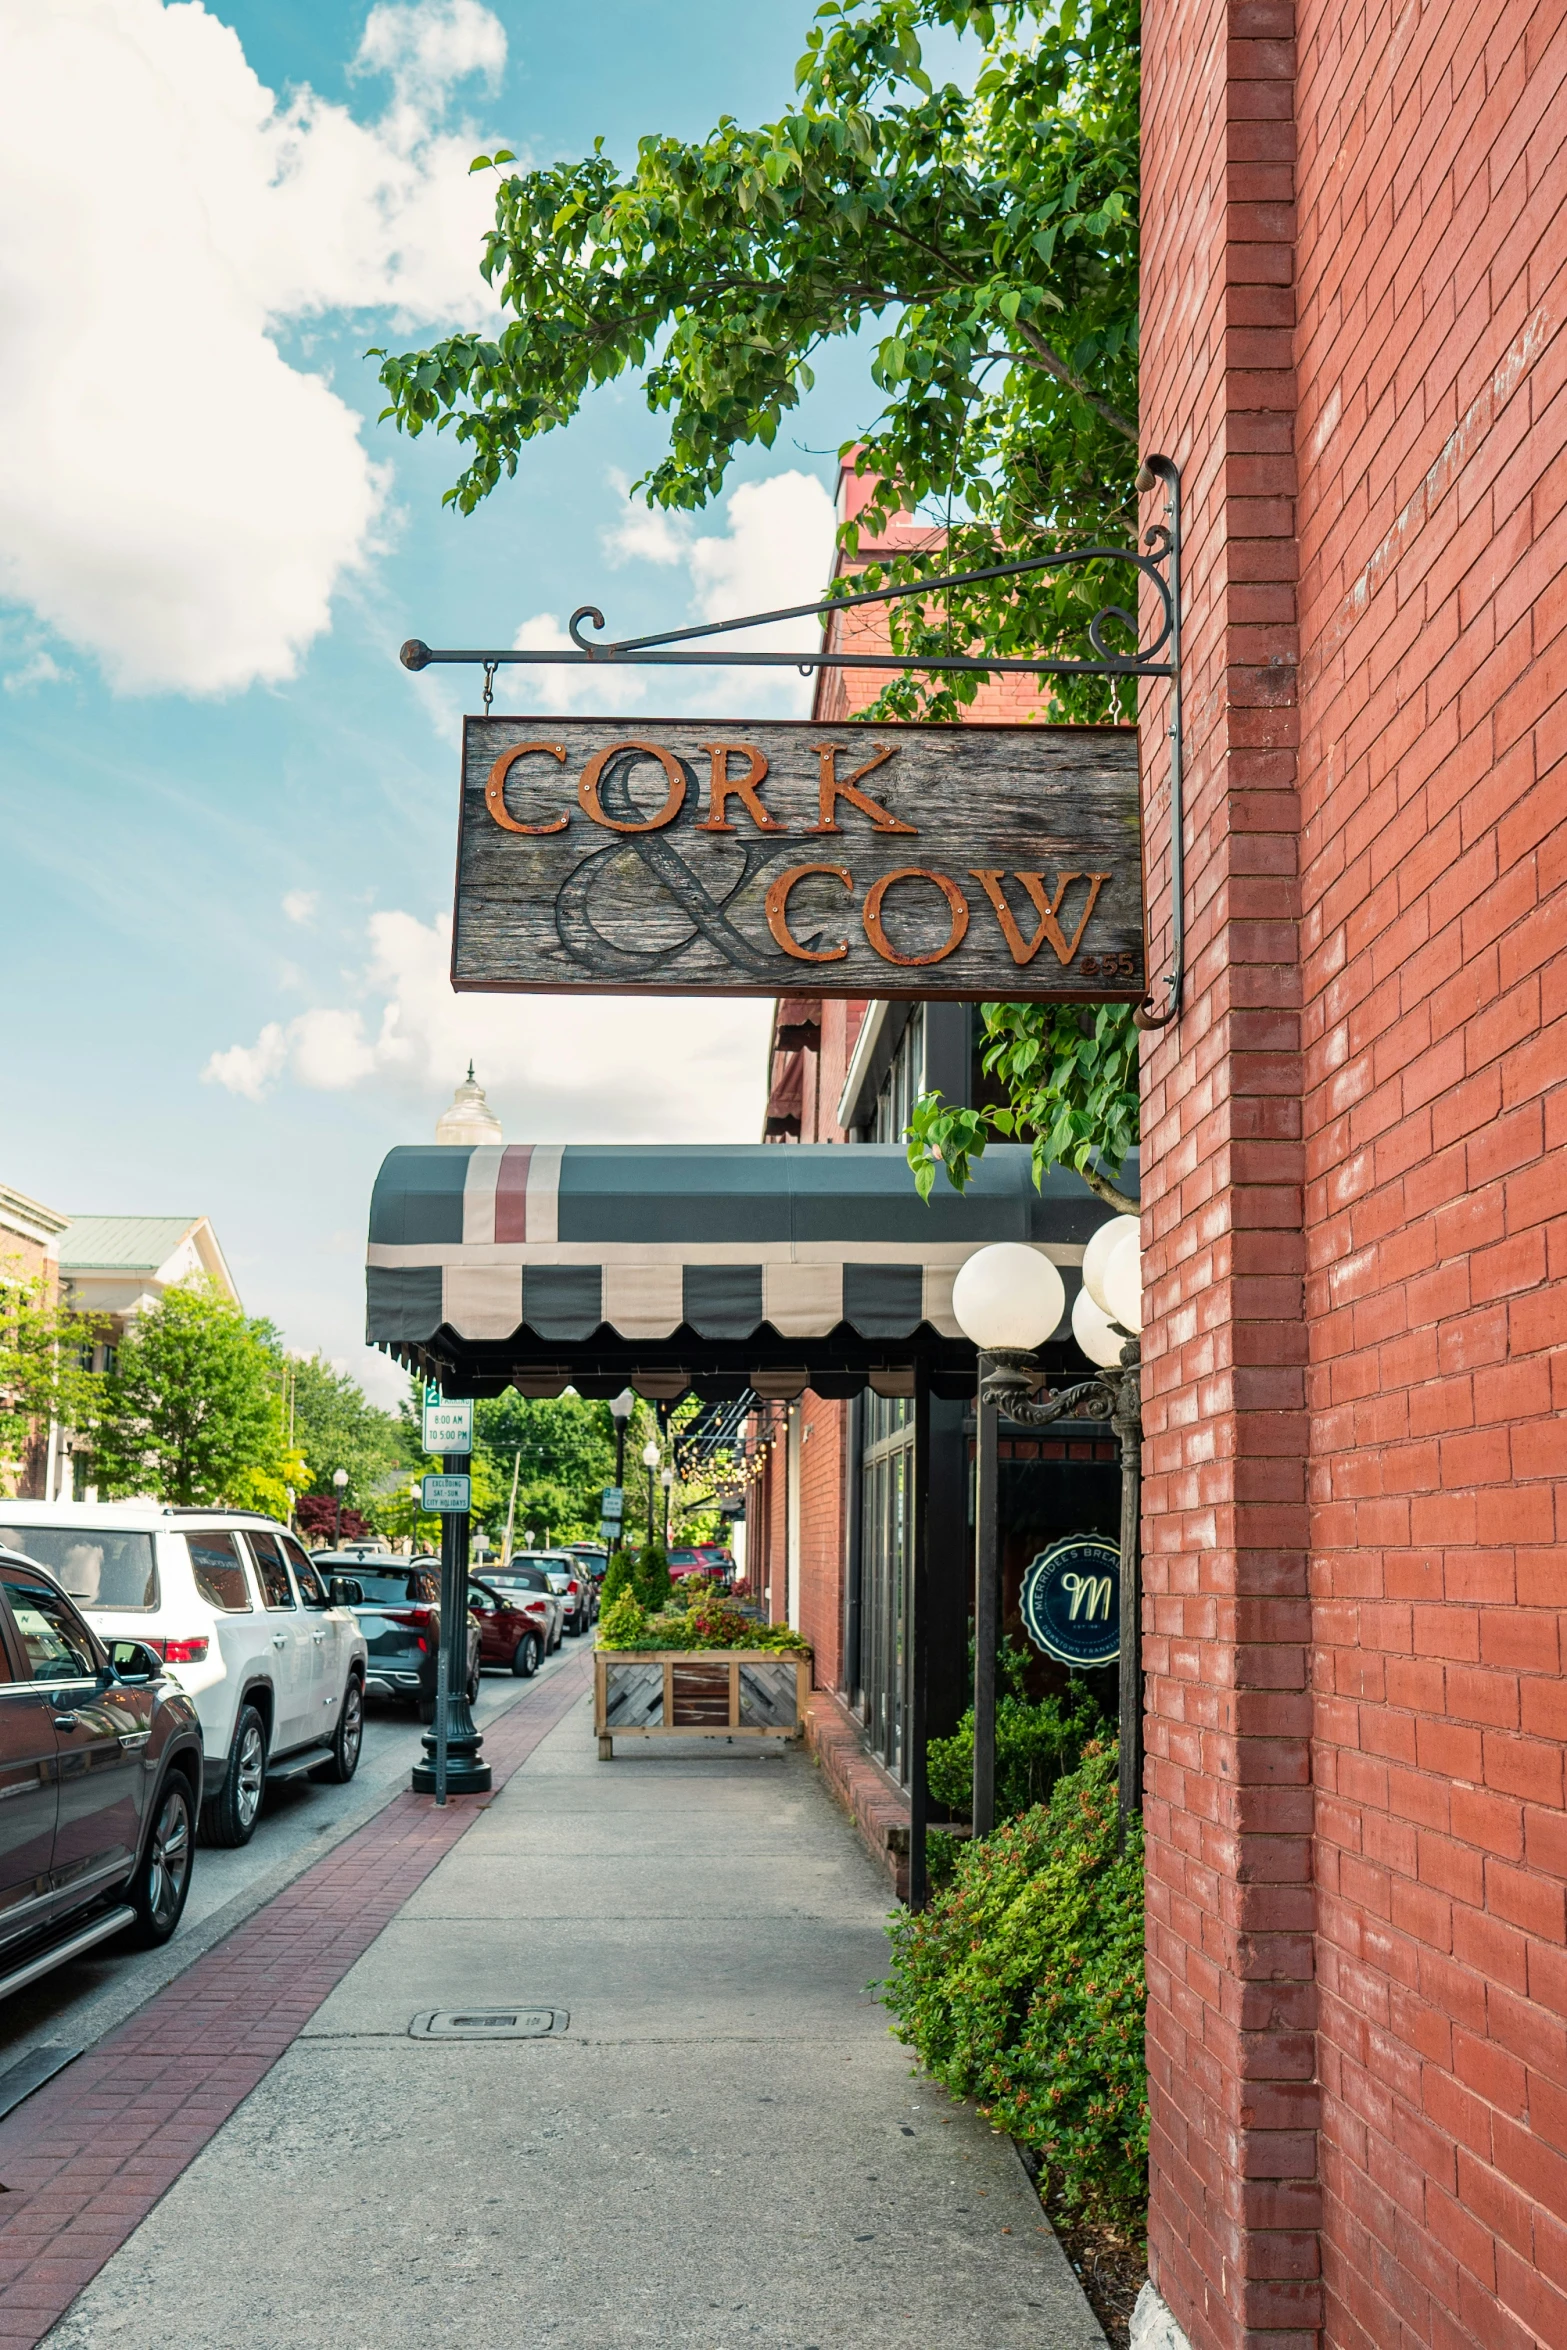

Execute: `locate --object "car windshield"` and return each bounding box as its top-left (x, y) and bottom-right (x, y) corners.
top-left (0, 1525), bottom-right (158, 1610)
top-left (350, 1569), bottom-right (438, 1606)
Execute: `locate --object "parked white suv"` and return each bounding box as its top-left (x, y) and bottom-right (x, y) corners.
top-left (0, 1503), bottom-right (369, 1848)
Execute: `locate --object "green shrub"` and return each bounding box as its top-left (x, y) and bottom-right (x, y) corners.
top-left (633, 1542), bottom-right (672, 1612)
top-left (597, 1588), bottom-right (647, 1646)
top-left (599, 1549), bottom-right (636, 1606)
top-left (926, 1676), bottom-right (1107, 1823)
top-left (883, 1742), bottom-right (1147, 2235)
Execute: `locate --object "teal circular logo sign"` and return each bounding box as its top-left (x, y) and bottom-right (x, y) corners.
top-left (1020, 1535), bottom-right (1121, 1668)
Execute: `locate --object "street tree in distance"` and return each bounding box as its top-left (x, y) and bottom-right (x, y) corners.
top-left (0, 1256), bottom-right (101, 1492)
top-left (87, 1280), bottom-right (298, 1510)
top-left (375, 0), bottom-right (1143, 1206)
top-left (287, 1354), bottom-right (410, 1520)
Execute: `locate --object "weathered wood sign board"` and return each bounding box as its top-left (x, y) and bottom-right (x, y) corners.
top-left (452, 716), bottom-right (1143, 1000)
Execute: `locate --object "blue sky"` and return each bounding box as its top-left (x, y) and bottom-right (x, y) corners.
top-left (0, 0), bottom-right (886, 1398)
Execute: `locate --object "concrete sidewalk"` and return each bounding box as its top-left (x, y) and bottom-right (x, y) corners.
top-left (43, 1695), bottom-right (1104, 2350)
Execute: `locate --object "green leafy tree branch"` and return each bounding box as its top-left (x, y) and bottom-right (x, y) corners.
top-left (375, 0), bottom-right (1144, 1202)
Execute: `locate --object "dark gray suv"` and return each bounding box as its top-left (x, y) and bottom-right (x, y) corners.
top-left (0, 1547), bottom-right (203, 1995)
top-left (311, 1555), bottom-right (481, 1721)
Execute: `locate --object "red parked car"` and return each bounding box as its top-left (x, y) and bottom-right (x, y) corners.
top-left (467, 1577), bottom-right (552, 1677)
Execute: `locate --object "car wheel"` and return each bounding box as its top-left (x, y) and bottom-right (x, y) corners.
top-left (127, 1773), bottom-right (195, 1947)
top-left (512, 1632), bottom-right (541, 1678)
top-left (200, 1703), bottom-right (267, 1848)
top-left (313, 1674), bottom-right (364, 1784)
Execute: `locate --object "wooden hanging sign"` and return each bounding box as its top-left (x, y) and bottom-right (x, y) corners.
top-left (451, 715), bottom-right (1143, 1001)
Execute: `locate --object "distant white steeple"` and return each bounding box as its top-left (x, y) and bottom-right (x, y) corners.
top-left (435, 1063), bottom-right (503, 1146)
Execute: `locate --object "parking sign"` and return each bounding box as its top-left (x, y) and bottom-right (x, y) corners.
top-left (421, 1473), bottom-right (472, 1514)
top-left (422, 1393), bottom-right (474, 1455)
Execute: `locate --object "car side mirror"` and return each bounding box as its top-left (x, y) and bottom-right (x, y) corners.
top-left (109, 1640), bottom-right (163, 1683)
top-left (329, 1576), bottom-right (364, 1606)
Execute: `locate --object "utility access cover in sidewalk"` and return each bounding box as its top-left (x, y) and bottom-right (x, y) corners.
top-left (409, 2007), bottom-right (569, 2039)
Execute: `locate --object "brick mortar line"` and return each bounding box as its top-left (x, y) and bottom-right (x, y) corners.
top-left (0, 1651), bottom-right (594, 2348)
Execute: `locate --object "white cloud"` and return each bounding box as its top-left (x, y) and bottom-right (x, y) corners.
top-left (602, 475), bottom-right (691, 569)
top-left (522, 468), bottom-right (836, 719)
top-left (0, 0), bottom-right (507, 696)
top-left (2, 651), bottom-right (67, 694)
top-left (507, 614), bottom-right (652, 716)
top-left (687, 473), bottom-right (837, 644)
top-left (203, 907), bottom-right (770, 1142)
top-left (282, 890), bottom-right (320, 926)
top-left (356, 0), bottom-right (506, 112)
top-left (203, 1021), bottom-right (289, 1102)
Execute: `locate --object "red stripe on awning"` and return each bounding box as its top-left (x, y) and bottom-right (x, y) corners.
top-left (494, 1144), bottom-right (534, 1243)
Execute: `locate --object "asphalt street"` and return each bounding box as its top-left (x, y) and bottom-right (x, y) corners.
top-left (0, 1640), bottom-right (586, 2079)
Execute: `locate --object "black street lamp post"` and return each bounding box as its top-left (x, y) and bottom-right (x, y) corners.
top-left (610, 1388), bottom-right (633, 1490)
top-left (642, 1438), bottom-right (659, 1548)
top-left (412, 1445), bottom-right (491, 1800)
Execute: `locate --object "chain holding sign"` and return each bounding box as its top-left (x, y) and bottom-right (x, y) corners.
top-left (452, 718), bottom-right (1142, 1004)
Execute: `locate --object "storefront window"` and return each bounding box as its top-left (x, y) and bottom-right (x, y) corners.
top-left (858, 1393), bottom-right (913, 1782)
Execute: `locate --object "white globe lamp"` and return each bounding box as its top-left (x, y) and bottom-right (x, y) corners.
top-left (641, 1439), bottom-right (660, 1469)
top-left (1103, 1224), bottom-right (1143, 1335)
top-left (1072, 1284), bottom-right (1126, 1368)
top-left (1082, 1215), bottom-right (1140, 1316)
top-left (951, 1244), bottom-right (1067, 1354)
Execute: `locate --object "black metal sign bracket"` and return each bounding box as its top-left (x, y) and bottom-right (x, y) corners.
top-left (401, 456), bottom-right (1184, 1025)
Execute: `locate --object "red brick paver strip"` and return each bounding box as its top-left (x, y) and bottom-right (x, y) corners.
top-left (0, 1652), bottom-right (594, 2347)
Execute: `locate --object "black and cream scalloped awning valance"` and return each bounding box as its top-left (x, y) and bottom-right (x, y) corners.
top-left (366, 1141), bottom-right (1121, 1401)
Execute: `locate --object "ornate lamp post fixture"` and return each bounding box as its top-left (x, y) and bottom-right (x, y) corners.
top-left (332, 1466), bottom-right (349, 1546)
top-left (660, 1465), bottom-right (674, 1549)
top-left (951, 1225), bottom-right (1144, 1827)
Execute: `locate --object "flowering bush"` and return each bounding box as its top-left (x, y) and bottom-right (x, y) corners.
top-left (882, 1741), bottom-right (1147, 2235)
top-left (598, 1594), bottom-right (809, 1654)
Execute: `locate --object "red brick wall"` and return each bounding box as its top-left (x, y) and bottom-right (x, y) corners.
top-left (1138, 0), bottom-right (1314, 2345)
top-left (796, 1396), bottom-right (847, 1689)
top-left (1293, 0), bottom-right (1567, 2338)
top-left (1141, 0), bottom-right (1567, 2333)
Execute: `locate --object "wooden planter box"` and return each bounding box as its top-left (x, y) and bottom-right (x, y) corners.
top-left (593, 1648), bottom-right (809, 1759)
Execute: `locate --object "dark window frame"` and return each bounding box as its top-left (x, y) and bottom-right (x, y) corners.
top-left (246, 1531), bottom-right (297, 1613)
top-left (0, 1572), bottom-right (105, 1685)
top-left (186, 1529), bottom-right (254, 1614)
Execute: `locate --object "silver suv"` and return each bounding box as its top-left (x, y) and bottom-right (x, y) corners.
top-left (0, 1503), bottom-right (369, 1848)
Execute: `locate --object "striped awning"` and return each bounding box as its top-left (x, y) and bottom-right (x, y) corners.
top-left (367, 1143), bottom-right (1122, 1398)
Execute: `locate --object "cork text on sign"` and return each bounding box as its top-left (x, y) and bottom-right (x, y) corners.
top-left (452, 715), bottom-right (1144, 1000)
